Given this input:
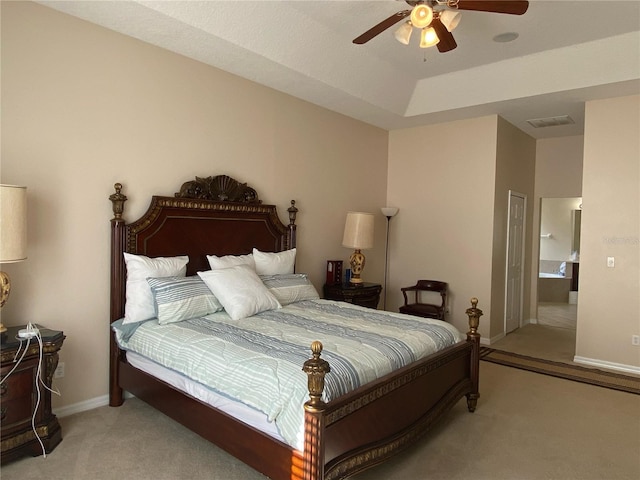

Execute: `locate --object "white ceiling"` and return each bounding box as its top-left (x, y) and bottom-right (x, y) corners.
top-left (38, 0), bottom-right (640, 138)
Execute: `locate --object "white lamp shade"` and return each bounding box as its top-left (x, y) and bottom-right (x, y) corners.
top-left (0, 185), bottom-right (27, 263)
top-left (381, 207), bottom-right (399, 218)
top-left (394, 22), bottom-right (413, 45)
top-left (440, 10), bottom-right (461, 32)
top-left (420, 27), bottom-right (440, 48)
top-left (410, 4), bottom-right (433, 29)
top-left (342, 212), bottom-right (374, 250)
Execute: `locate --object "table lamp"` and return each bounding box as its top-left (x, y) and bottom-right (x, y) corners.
top-left (342, 212), bottom-right (374, 284)
top-left (0, 185), bottom-right (27, 333)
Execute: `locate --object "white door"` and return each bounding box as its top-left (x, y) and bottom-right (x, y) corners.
top-left (505, 191), bottom-right (526, 333)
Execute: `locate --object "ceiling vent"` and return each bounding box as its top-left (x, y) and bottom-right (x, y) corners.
top-left (526, 115), bottom-right (575, 128)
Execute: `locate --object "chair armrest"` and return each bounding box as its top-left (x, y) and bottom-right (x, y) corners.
top-left (400, 287), bottom-right (415, 305)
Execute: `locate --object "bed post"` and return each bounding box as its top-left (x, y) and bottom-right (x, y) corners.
top-left (302, 341), bottom-right (330, 480)
top-left (109, 183), bottom-right (127, 407)
top-left (287, 200), bottom-right (298, 250)
top-left (465, 297), bottom-right (483, 412)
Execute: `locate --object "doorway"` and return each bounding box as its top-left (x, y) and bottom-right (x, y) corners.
top-left (493, 197), bottom-right (581, 364)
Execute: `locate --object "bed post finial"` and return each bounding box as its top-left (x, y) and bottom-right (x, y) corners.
top-left (466, 297), bottom-right (482, 337)
top-left (109, 183), bottom-right (127, 221)
top-left (287, 200), bottom-right (298, 249)
top-left (465, 297), bottom-right (482, 412)
top-left (303, 341), bottom-right (330, 409)
top-left (288, 200), bottom-right (298, 225)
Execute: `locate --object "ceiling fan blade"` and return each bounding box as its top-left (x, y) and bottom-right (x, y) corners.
top-left (455, 1), bottom-right (529, 15)
top-left (432, 17), bottom-right (457, 53)
top-left (353, 10), bottom-right (411, 44)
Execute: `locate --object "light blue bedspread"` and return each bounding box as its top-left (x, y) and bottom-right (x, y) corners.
top-left (113, 299), bottom-right (464, 450)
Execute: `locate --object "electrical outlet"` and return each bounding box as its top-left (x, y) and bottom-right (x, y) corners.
top-left (54, 362), bottom-right (65, 378)
top-left (632, 335), bottom-right (640, 346)
top-left (607, 256), bottom-right (615, 268)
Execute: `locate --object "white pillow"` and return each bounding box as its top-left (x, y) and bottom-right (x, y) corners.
top-left (198, 264), bottom-right (281, 320)
top-left (207, 253), bottom-right (255, 271)
top-left (123, 253), bottom-right (189, 324)
top-left (253, 248), bottom-right (296, 275)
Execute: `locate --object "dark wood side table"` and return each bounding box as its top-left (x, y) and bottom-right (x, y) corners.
top-left (1, 325), bottom-right (65, 464)
top-left (323, 282), bottom-right (382, 309)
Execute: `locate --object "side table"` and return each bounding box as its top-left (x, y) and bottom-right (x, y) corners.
top-left (1, 324), bottom-right (65, 464)
top-left (323, 282), bottom-right (382, 309)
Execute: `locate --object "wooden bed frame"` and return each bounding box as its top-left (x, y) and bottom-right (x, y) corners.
top-left (109, 174), bottom-right (482, 480)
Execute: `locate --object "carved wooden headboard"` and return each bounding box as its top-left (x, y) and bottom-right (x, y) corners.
top-left (108, 175), bottom-right (298, 323)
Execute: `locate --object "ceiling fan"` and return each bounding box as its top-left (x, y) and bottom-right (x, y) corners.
top-left (353, 0), bottom-right (529, 52)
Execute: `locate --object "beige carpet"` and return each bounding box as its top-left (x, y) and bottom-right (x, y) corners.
top-left (3, 362), bottom-right (639, 480)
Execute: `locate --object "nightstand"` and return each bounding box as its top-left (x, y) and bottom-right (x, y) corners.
top-left (323, 282), bottom-right (382, 309)
top-left (1, 325), bottom-right (65, 464)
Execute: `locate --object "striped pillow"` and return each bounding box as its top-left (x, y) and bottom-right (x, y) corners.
top-left (147, 276), bottom-right (223, 324)
top-left (260, 273), bottom-right (319, 306)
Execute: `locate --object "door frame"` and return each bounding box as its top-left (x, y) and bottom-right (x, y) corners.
top-left (504, 190), bottom-right (527, 334)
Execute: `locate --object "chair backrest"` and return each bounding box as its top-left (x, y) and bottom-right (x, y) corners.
top-left (401, 280), bottom-right (448, 306)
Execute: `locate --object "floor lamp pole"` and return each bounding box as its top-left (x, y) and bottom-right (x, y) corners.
top-left (383, 217), bottom-right (391, 310)
top-left (380, 207), bottom-right (398, 310)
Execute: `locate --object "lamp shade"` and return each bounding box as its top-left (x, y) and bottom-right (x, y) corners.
top-left (0, 185), bottom-right (27, 263)
top-left (394, 21), bottom-right (413, 45)
top-left (380, 207), bottom-right (399, 218)
top-left (420, 27), bottom-right (439, 48)
top-left (440, 10), bottom-right (461, 32)
top-left (410, 4), bottom-right (433, 29)
top-left (342, 212), bottom-right (374, 250)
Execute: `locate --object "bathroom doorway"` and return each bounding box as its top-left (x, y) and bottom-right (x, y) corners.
top-left (538, 197), bottom-right (582, 328)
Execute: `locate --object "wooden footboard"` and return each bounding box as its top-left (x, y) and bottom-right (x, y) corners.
top-left (302, 298), bottom-right (483, 480)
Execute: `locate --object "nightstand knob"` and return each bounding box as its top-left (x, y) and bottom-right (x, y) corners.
top-left (0, 383), bottom-right (6, 396)
top-left (1, 406), bottom-right (6, 420)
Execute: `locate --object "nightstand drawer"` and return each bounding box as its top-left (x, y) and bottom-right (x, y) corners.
top-left (1, 364), bottom-right (36, 427)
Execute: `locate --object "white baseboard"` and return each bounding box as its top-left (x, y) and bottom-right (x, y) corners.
top-left (573, 356), bottom-right (640, 376)
top-left (481, 332), bottom-right (505, 345)
top-left (53, 392), bottom-right (135, 418)
top-left (53, 395), bottom-right (109, 418)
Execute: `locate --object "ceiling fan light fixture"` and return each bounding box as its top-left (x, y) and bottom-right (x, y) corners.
top-left (394, 21), bottom-right (413, 45)
top-left (410, 4), bottom-right (433, 29)
top-left (420, 27), bottom-right (439, 48)
top-left (439, 10), bottom-right (461, 32)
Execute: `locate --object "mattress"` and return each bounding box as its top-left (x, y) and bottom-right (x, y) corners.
top-left (113, 299), bottom-right (464, 450)
top-left (125, 351), bottom-right (285, 442)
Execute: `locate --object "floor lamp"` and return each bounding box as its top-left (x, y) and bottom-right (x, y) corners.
top-left (380, 207), bottom-right (398, 310)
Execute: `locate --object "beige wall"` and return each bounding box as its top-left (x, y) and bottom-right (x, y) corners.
top-left (1, 2), bottom-right (389, 409)
top-left (577, 95), bottom-right (639, 369)
top-left (490, 117), bottom-right (536, 339)
top-left (387, 117), bottom-right (535, 340)
top-left (387, 116), bottom-right (498, 337)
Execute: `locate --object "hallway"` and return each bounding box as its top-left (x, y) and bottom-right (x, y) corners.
top-left (491, 303), bottom-right (577, 364)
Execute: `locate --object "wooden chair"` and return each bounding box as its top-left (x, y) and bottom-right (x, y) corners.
top-left (399, 280), bottom-right (448, 320)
